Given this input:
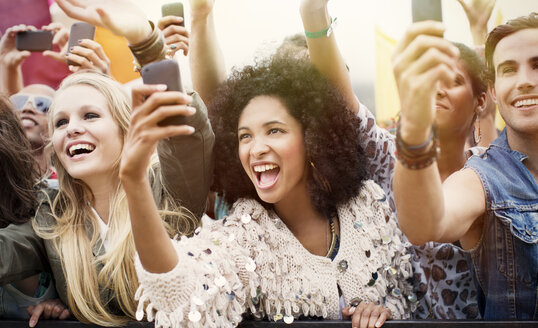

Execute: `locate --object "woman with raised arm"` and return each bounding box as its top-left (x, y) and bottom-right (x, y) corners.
top-left (122, 55), bottom-right (413, 328)
top-left (0, 0), bottom-right (214, 325)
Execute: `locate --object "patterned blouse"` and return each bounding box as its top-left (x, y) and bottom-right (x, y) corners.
top-left (355, 102), bottom-right (480, 319)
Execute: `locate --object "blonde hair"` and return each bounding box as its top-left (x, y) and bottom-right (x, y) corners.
top-left (35, 71), bottom-right (196, 326)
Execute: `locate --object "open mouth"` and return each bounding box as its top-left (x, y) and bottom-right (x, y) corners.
top-left (513, 97), bottom-right (538, 110)
top-left (253, 163), bottom-right (280, 188)
top-left (67, 143), bottom-right (95, 158)
top-left (21, 118), bottom-right (38, 128)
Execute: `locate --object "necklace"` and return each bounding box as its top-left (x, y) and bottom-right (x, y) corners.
top-left (325, 217), bottom-right (337, 258)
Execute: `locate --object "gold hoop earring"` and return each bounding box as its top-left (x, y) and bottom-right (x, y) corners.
top-left (310, 161), bottom-right (332, 193)
top-left (473, 115), bottom-right (481, 145)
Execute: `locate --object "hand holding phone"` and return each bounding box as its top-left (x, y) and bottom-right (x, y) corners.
top-left (412, 0), bottom-right (443, 22)
top-left (66, 22), bottom-right (96, 66)
top-left (15, 31), bottom-right (53, 52)
top-left (141, 59), bottom-right (187, 126)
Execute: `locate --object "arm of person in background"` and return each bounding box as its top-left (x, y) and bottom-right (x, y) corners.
top-left (189, 0), bottom-right (226, 105)
top-left (457, 0), bottom-right (495, 47)
top-left (299, 0), bottom-right (358, 113)
top-left (55, 0), bottom-right (152, 49)
top-left (300, 0), bottom-right (397, 204)
top-left (0, 25), bottom-right (35, 95)
top-left (392, 21), bottom-right (486, 247)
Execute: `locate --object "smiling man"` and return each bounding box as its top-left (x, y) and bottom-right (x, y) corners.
top-left (9, 84), bottom-right (55, 179)
top-left (393, 13), bottom-right (538, 320)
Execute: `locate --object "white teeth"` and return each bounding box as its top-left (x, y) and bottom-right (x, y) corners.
top-left (68, 143), bottom-right (95, 156)
top-left (514, 98), bottom-right (538, 108)
top-left (253, 164), bottom-right (278, 172)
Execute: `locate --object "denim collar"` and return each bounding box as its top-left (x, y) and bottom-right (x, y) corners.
top-left (490, 129), bottom-right (528, 162)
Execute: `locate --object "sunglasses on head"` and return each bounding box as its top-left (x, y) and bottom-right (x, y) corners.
top-left (9, 94), bottom-right (52, 114)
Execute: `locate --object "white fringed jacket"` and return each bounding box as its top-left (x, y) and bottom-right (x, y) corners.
top-left (134, 180), bottom-right (413, 327)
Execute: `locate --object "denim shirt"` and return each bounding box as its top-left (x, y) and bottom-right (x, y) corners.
top-left (464, 129), bottom-right (538, 320)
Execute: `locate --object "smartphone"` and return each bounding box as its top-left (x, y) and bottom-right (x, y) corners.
top-left (15, 31), bottom-right (53, 52)
top-left (66, 22), bottom-right (96, 66)
top-left (141, 59), bottom-right (186, 126)
top-left (162, 2), bottom-right (185, 27)
top-left (412, 0), bottom-right (443, 22)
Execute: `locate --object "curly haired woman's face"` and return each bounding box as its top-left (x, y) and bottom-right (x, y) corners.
top-left (51, 85), bottom-right (123, 184)
top-left (237, 96), bottom-right (308, 205)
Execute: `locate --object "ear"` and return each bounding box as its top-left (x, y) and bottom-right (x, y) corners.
top-left (475, 92), bottom-right (488, 117)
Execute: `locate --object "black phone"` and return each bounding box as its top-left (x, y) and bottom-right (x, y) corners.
top-left (162, 2), bottom-right (185, 27)
top-left (15, 31), bottom-right (53, 52)
top-left (66, 22), bottom-right (96, 66)
top-left (141, 59), bottom-right (186, 126)
top-left (412, 0), bottom-right (443, 22)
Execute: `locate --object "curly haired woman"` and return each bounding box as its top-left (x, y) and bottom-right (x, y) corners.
top-left (121, 56), bottom-right (414, 328)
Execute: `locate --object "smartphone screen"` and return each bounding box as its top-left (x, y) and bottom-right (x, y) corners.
top-left (412, 0), bottom-right (443, 22)
top-left (141, 59), bottom-right (186, 126)
top-left (162, 2), bottom-right (185, 27)
top-left (15, 31), bottom-right (53, 52)
top-left (66, 22), bottom-right (96, 66)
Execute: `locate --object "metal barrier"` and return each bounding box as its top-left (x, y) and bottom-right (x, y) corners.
top-left (1, 320), bottom-right (537, 327)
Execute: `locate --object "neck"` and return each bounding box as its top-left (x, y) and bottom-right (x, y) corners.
top-left (273, 186), bottom-right (329, 257)
top-left (506, 128), bottom-right (538, 181)
top-left (437, 133), bottom-right (467, 182)
top-left (86, 174), bottom-right (119, 224)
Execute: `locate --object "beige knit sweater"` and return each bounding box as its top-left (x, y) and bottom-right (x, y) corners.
top-left (134, 180), bottom-right (413, 327)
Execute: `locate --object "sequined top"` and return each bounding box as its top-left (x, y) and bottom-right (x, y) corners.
top-left (134, 180), bottom-right (413, 327)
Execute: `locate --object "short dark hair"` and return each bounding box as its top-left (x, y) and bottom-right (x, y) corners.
top-left (485, 12), bottom-right (538, 82)
top-left (0, 96), bottom-right (39, 228)
top-left (452, 42), bottom-right (487, 95)
top-left (209, 56), bottom-right (368, 217)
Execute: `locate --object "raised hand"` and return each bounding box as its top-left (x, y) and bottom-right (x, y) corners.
top-left (55, 0), bottom-right (151, 44)
top-left (0, 25), bottom-right (35, 68)
top-left (158, 16), bottom-right (190, 57)
top-left (391, 21), bottom-right (459, 144)
top-left (457, 0), bottom-right (495, 44)
top-left (120, 85), bottom-right (196, 183)
top-left (65, 39), bottom-right (111, 75)
top-left (42, 22), bottom-right (69, 62)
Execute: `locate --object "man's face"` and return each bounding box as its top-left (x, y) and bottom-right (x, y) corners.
top-left (10, 84), bottom-right (55, 150)
top-left (490, 28), bottom-right (538, 136)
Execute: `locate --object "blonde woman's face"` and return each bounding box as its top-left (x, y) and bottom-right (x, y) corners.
top-left (51, 85), bottom-right (123, 183)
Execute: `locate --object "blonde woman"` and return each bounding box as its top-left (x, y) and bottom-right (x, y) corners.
top-left (0, 70), bottom-right (213, 326)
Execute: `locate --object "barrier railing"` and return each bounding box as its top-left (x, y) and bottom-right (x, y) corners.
top-left (1, 320), bottom-right (536, 327)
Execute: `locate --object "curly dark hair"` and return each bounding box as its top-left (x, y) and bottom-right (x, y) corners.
top-left (0, 96), bottom-right (39, 228)
top-left (209, 56), bottom-right (368, 217)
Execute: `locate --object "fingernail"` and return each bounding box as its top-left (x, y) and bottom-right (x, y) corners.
top-left (186, 126), bottom-right (195, 134)
top-left (78, 40), bottom-right (82, 44)
top-left (349, 306), bottom-right (356, 314)
top-left (188, 106), bottom-right (196, 114)
top-left (375, 321), bottom-right (382, 327)
top-left (29, 319), bottom-right (36, 327)
top-left (156, 84), bottom-right (167, 91)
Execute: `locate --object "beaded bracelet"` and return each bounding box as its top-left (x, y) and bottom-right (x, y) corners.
top-left (395, 122), bottom-right (438, 170)
top-left (304, 17), bottom-right (338, 38)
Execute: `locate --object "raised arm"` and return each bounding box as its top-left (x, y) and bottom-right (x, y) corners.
top-left (392, 22), bottom-right (485, 246)
top-left (457, 0), bottom-right (495, 46)
top-left (189, 0), bottom-right (226, 104)
top-left (299, 0), bottom-right (358, 113)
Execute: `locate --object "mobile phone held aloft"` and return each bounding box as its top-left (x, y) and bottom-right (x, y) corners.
top-left (141, 59), bottom-right (186, 126)
top-left (412, 0), bottom-right (443, 22)
top-left (16, 31), bottom-right (53, 52)
top-left (162, 2), bottom-right (185, 26)
top-left (66, 22), bottom-right (96, 66)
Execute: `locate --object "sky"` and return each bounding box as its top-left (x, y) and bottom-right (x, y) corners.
top-left (133, 0), bottom-right (537, 110)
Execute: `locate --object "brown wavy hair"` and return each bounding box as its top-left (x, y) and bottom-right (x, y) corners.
top-left (209, 56), bottom-right (368, 217)
top-left (0, 96), bottom-right (39, 228)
